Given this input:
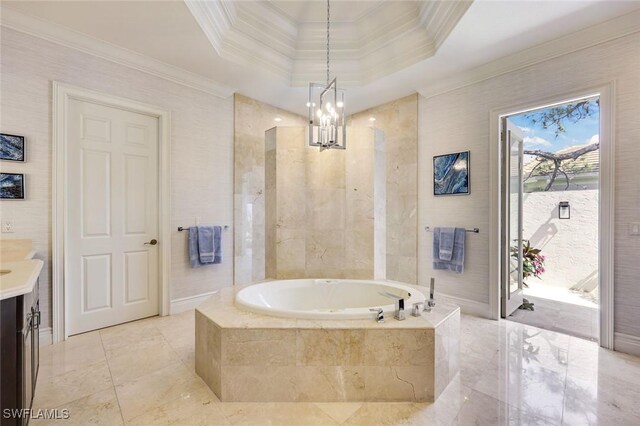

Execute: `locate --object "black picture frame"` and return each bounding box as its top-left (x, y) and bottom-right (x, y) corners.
top-left (433, 151), bottom-right (470, 196)
top-left (0, 133), bottom-right (26, 162)
top-left (0, 173), bottom-right (26, 200)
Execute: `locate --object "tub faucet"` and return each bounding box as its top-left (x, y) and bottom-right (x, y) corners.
top-left (425, 277), bottom-right (436, 309)
top-left (369, 308), bottom-right (384, 323)
top-left (394, 298), bottom-right (406, 321)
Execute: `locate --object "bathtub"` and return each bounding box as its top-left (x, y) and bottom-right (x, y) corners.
top-left (235, 278), bottom-right (426, 319)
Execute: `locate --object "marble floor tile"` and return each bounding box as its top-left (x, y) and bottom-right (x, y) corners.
top-left (562, 373), bottom-right (640, 425)
top-left (31, 310), bottom-right (640, 426)
top-left (31, 388), bottom-right (122, 426)
top-left (127, 385), bottom-right (227, 426)
top-left (33, 360), bottom-right (113, 410)
top-left (473, 358), bottom-right (566, 423)
top-left (342, 403), bottom-right (432, 425)
top-left (100, 318), bottom-right (166, 359)
top-left (566, 335), bottom-right (640, 384)
top-left (114, 362), bottom-right (204, 421)
top-left (452, 390), bottom-right (557, 426)
top-left (38, 331), bottom-right (106, 379)
top-left (219, 402), bottom-right (339, 425)
top-left (106, 340), bottom-right (181, 385)
top-left (313, 403), bottom-right (363, 424)
top-left (507, 295), bottom-right (598, 342)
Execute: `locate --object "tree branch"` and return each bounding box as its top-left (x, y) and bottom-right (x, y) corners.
top-left (544, 161), bottom-right (560, 191)
top-left (524, 142), bottom-right (599, 162)
top-left (558, 168), bottom-right (571, 190)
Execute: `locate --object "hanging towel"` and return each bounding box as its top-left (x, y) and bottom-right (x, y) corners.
top-left (197, 226), bottom-right (216, 264)
top-left (433, 227), bottom-right (466, 273)
top-left (437, 227), bottom-right (455, 261)
top-left (188, 226), bottom-right (223, 267)
top-left (188, 227), bottom-right (202, 268)
top-left (213, 225), bottom-right (222, 264)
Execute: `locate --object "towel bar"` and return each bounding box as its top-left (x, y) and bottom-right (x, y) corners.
top-left (424, 226), bottom-right (479, 233)
top-left (178, 225), bottom-right (230, 232)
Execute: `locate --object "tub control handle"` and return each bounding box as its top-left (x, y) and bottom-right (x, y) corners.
top-left (369, 308), bottom-right (384, 323)
top-left (411, 303), bottom-right (422, 317)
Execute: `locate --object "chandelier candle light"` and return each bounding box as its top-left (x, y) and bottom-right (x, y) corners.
top-left (308, 0), bottom-right (346, 150)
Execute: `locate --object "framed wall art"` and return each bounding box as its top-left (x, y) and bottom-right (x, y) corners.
top-left (433, 151), bottom-right (469, 196)
top-left (0, 133), bottom-right (26, 162)
top-left (0, 173), bottom-right (26, 200)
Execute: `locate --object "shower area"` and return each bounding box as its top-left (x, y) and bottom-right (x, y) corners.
top-left (233, 94), bottom-right (420, 288)
top-left (265, 127), bottom-right (386, 279)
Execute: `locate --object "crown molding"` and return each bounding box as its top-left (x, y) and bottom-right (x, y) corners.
top-left (186, 0), bottom-right (294, 81)
top-left (419, 8), bottom-right (640, 99)
top-left (422, 0), bottom-right (473, 50)
top-left (183, 0), bottom-right (237, 57)
top-left (0, 6), bottom-right (235, 98)
top-left (187, 0), bottom-right (471, 86)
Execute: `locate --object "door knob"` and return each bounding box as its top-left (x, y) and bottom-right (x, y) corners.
top-left (144, 239), bottom-right (158, 246)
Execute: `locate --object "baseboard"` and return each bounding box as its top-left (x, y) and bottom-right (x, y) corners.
top-left (170, 291), bottom-right (219, 315)
top-left (39, 327), bottom-right (52, 346)
top-left (614, 332), bottom-right (640, 357)
top-left (438, 293), bottom-right (492, 318)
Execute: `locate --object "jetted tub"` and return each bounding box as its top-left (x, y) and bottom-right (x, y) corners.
top-left (235, 278), bottom-right (426, 319)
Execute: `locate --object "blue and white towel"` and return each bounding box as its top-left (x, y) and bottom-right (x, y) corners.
top-left (188, 226), bottom-right (222, 267)
top-left (432, 227), bottom-right (465, 274)
top-left (438, 227), bottom-right (455, 261)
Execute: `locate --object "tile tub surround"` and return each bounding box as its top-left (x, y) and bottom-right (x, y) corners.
top-left (195, 288), bottom-right (460, 402)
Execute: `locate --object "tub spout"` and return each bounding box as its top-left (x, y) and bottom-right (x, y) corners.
top-left (394, 298), bottom-right (406, 321)
top-left (369, 308), bottom-right (384, 323)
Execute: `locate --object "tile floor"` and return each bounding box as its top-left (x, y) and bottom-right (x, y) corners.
top-left (31, 310), bottom-right (640, 425)
top-left (507, 295), bottom-right (599, 341)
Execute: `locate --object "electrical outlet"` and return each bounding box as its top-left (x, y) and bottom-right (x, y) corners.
top-left (2, 220), bottom-right (15, 233)
top-left (630, 222), bottom-right (640, 236)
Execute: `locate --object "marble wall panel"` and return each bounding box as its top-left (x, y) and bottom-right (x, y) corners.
top-left (265, 126), bottom-right (378, 279)
top-left (234, 95), bottom-right (307, 285)
top-left (350, 95), bottom-right (419, 284)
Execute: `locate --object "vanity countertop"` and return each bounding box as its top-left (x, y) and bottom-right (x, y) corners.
top-left (0, 239), bottom-right (37, 262)
top-left (0, 260), bottom-right (44, 301)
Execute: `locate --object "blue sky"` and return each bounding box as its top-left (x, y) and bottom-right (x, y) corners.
top-left (509, 98), bottom-right (599, 153)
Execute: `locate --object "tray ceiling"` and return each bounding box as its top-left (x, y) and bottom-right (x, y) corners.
top-left (2, 1), bottom-right (640, 114)
top-left (185, 0), bottom-right (472, 86)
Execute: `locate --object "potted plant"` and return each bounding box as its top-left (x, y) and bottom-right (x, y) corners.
top-left (511, 240), bottom-right (546, 311)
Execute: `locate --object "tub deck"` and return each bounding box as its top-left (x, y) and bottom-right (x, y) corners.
top-left (195, 286), bottom-right (460, 402)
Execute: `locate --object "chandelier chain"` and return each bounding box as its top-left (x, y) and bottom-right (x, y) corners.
top-left (326, 0), bottom-right (330, 85)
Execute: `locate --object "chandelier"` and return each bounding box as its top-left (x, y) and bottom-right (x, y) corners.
top-left (308, 0), bottom-right (346, 150)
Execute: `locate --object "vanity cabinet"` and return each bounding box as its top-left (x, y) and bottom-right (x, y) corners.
top-left (0, 279), bottom-right (40, 426)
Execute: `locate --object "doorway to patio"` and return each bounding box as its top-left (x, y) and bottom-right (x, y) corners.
top-left (500, 95), bottom-right (600, 341)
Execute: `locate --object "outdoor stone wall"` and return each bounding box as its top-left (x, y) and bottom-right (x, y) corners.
top-left (522, 190), bottom-right (599, 292)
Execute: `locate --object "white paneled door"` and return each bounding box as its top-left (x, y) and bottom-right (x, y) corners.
top-left (66, 99), bottom-right (159, 335)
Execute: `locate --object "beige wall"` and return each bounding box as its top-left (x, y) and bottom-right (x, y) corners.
top-left (0, 28), bottom-right (234, 327)
top-left (350, 94), bottom-right (419, 284)
top-left (418, 32), bottom-right (640, 338)
top-left (233, 95), bottom-right (307, 285)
